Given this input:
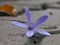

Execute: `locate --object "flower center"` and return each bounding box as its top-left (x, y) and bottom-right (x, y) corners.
top-left (28, 26), bottom-right (33, 30)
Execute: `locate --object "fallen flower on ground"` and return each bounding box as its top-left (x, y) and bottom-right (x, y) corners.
top-left (11, 6), bottom-right (51, 37)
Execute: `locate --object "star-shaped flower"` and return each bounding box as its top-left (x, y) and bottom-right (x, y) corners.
top-left (11, 6), bottom-right (51, 37)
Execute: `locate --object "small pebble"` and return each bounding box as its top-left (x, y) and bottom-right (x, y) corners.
top-left (49, 12), bottom-right (53, 15)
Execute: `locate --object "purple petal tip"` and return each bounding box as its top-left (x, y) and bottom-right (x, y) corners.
top-left (36, 30), bottom-right (51, 36)
top-left (43, 15), bottom-right (48, 19)
top-left (46, 33), bottom-right (51, 36)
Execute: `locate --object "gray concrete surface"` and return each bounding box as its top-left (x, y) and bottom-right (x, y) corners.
top-left (0, 0), bottom-right (60, 45)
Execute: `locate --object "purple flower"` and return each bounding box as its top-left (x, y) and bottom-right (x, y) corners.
top-left (11, 6), bottom-right (51, 37)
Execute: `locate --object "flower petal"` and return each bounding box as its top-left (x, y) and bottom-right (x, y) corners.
top-left (11, 21), bottom-right (28, 28)
top-left (24, 6), bottom-right (31, 27)
top-left (36, 30), bottom-right (51, 36)
top-left (32, 15), bottom-right (48, 29)
top-left (25, 30), bottom-right (34, 37)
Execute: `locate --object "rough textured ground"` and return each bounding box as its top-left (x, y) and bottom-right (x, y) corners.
top-left (0, 0), bottom-right (60, 45)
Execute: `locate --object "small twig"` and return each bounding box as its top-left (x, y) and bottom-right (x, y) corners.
top-left (47, 6), bottom-right (60, 9)
top-left (49, 30), bottom-right (60, 34)
top-left (0, 19), bottom-right (33, 24)
top-left (0, 19), bottom-right (27, 23)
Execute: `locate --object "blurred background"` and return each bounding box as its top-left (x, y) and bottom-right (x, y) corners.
top-left (0, 0), bottom-right (60, 45)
